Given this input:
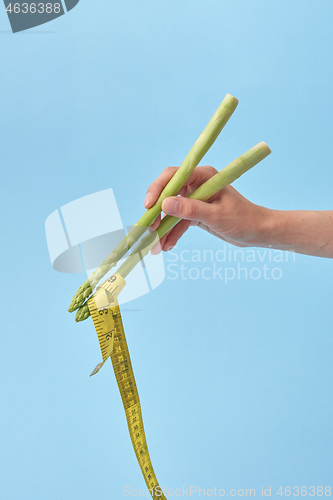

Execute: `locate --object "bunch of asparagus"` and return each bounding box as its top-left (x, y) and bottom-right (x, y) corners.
top-left (68, 95), bottom-right (271, 322)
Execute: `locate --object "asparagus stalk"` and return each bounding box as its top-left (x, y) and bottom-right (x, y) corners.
top-left (68, 94), bottom-right (238, 312)
top-left (75, 141), bottom-right (271, 322)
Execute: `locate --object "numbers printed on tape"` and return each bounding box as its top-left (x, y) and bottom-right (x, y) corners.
top-left (87, 286), bottom-right (167, 499)
top-left (88, 288), bottom-right (117, 376)
top-left (99, 273), bottom-right (126, 301)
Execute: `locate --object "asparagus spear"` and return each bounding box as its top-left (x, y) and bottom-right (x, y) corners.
top-left (68, 94), bottom-right (238, 313)
top-left (75, 141), bottom-right (271, 322)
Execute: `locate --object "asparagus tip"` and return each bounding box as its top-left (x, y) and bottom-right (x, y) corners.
top-left (75, 307), bottom-right (90, 322)
top-left (69, 301), bottom-right (80, 312)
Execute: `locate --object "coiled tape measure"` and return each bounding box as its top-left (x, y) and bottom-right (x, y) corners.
top-left (87, 274), bottom-right (167, 500)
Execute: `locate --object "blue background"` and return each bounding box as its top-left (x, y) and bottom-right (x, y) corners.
top-left (0, 1), bottom-right (332, 498)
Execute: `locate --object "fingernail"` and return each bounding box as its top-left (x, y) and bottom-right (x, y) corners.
top-left (144, 193), bottom-right (151, 208)
top-left (163, 198), bottom-right (180, 214)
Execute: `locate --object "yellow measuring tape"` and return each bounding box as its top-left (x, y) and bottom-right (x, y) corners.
top-left (87, 274), bottom-right (167, 500)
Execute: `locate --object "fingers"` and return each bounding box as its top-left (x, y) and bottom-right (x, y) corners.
top-left (162, 220), bottom-right (192, 250)
top-left (144, 165), bottom-right (217, 209)
top-left (150, 233), bottom-right (168, 255)
top-left (150, 220), bottom-right (193, 255)
top-left (144, 167), bottom-right (178, 208)
top-left (161, 196), bottom-right (217, 226)
top-left (175, 165), bottom-right (217, 197)
top-left (148, 214), bottom-right (161, 232)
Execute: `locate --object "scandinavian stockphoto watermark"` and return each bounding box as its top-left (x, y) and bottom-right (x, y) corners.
top-left (123, 486), bottom-right (256, 497)
top-left (166, 246), bottom-right (296, 283)
top-left (123, 485), bottom-right (332, 497)
top-left (45, 189), bottom-right (295, 307)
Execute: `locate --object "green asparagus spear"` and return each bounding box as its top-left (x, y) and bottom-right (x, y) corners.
top-left (68, 94), bottom-right (239, 312)
top-left (75, 141), bottom-right (271, 322)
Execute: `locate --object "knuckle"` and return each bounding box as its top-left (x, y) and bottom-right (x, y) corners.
top-left (199, 165), bottom-right (217, 175)
top-left (203, 165), bottom-right (218, 176)
top-left (165, 166), bottom-right (177, 174)
top-left (149, 167), bottom-right (178, 192)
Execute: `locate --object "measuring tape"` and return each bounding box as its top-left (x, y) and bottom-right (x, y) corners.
top-left (87, 274), bottom-right (167, 500)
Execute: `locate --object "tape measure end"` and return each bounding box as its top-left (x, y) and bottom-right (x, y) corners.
top-left (90, 362), bottom-right (103, 377)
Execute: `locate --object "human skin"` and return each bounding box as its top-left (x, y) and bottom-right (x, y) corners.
top-left (144, 166), bottom-right (333, 259)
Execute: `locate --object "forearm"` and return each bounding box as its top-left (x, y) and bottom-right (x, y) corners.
top-left (259, 209), bottom-right (333, 258)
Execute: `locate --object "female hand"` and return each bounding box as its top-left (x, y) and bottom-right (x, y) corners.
top-left (144, 166), bottom-right (268, 254)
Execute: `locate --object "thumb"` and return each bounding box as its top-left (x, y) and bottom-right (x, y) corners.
top-left (162, 196), bottom-right (214, 225)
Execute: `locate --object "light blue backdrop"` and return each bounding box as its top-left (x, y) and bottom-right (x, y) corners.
top-left (1, 1), bottom-right (332, 499)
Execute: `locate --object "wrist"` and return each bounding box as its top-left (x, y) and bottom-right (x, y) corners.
top-left (249, 205), bottom-right (279, 248)
top-left (254, 208), bottom-right (304, 252)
